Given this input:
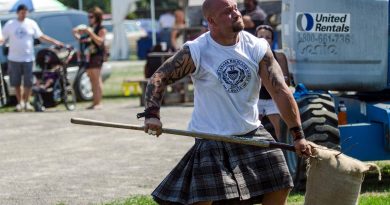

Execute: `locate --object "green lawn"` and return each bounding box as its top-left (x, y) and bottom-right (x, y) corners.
top-left (99, 192), bottom-right (390, 205)
top-left (98, 162), bottom-right (390, 205)
top-left (103, 61), bottom-right (145, 97)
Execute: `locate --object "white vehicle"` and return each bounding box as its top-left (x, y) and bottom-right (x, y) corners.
top-left (102, 20), bottom-right (148, 56)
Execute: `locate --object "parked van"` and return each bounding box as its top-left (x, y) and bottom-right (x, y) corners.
top-left (0, 9), bottom-right (111, 105)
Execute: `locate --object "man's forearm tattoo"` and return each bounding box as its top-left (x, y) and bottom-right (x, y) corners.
top-left (145, 46), bottom-right (196, 110)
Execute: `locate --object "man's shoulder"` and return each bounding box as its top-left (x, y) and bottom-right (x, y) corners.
top-left (4, 19), bottom-right (16, 27)
top-left (24, 18), bottom-right (38, 24)
top-left (240, 31), bottom-right (268, 48)
top-left (186, 32), bottom-right (209, 46)
top-left (241, 31), bottom-right (259, 41)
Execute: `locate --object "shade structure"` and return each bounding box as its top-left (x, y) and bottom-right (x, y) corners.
top-left (110, 0), bottom-right (135, 60)
top-left (5, 0), bottom-right (67, 13)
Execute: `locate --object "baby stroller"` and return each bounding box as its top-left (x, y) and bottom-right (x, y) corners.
top-left (32, 45), bottom-right (76, 111)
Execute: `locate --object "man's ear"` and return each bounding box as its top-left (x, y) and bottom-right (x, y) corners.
top-left (207, 17), bottom-right (215, 27)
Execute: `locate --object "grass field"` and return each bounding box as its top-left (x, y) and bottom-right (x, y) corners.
top-left (99, 163), bottom-right (390, 205)
top-left (102, 61), bottom-right (145, 97)
top-left (100, 192), bottom-right (390, 205)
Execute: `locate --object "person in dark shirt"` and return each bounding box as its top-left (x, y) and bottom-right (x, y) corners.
top-left (241, 0), bottom-right (267, 35)
top-left (72, 6), bottom-right (107, 110)
top-left (32, 66), bottom-right (60, 111)
top-left (256, 25), bottom-right (290, 140)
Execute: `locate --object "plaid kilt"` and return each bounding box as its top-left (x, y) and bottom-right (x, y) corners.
top-left (152, 127), bottom-right (294, 204)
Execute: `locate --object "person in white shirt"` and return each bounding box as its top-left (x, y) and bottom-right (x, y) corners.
top-left (138, 0), bottom-right (312, 204)
top-left (0, 23), bottom-right (3, 44)
top-left (158, 11), bottom-right (175, 50)
top-left (2, 4), bottom-right (63, 112)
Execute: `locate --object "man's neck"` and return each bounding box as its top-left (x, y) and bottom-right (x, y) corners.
top-left (210, 31), bottom-right (240, 46)
top-left (17, 17), bottom-right (25, 22)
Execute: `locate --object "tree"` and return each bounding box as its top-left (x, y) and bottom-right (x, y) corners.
top-left (58, 0), bottom-right (111, 13)
top-left (135, 0), bottom-right (180, 18)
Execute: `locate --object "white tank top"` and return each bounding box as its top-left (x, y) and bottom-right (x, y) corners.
top-left (186, 31), bottom-right (269, 135)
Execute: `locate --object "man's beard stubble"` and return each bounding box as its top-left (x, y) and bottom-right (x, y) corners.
top-left (232, 21), bottom-right (244, 32)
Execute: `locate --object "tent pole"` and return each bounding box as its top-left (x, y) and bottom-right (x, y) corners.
top-left (151, 0), bottom-right (156, 46)
top-left (78, 0), bottom-right (83, 10)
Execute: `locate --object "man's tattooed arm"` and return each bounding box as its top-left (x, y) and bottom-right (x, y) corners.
top-left (144, 46), bottom-right (196, 117)
top-left (259, 47), bottom-right (301, 129)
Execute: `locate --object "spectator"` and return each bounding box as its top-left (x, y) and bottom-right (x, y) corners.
top-left (141, 0), bottom-right (311, 204)
top-left (256, 25), bottom-right (290, 140)
top-left (2, 4), bottom-right (63, 112)
top-left (158, 10), bottom-right (175, 49)
top-left (241, 0), bottom-right (267, 35)
top-left (74, 24), bottom-right (93, 66)
top-left (0, 23), bottom-right (3, 44)
top-left (73, 6), bottom-right (107, 110)
top-left (170, 8), bottom-right (186, 51)
top-left (32, 65), bottom-right (60, 111)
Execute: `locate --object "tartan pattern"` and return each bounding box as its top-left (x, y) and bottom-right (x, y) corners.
top-left (152, 128), bottom-right (294, 204)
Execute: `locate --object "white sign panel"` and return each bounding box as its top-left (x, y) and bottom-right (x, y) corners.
top-left (296, 13), bottom-right (350, 33)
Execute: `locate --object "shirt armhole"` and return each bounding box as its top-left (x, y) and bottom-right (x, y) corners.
top-left (185, 42), bottom-right (200, 77)
top-left (257, 38), bottom-right (269, 63)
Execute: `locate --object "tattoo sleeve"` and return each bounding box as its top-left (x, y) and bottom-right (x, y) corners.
top-left (144, 46), bottom-right (196, 115)
top-left (259, 47), bottom-right (302, 131)
top-left (259, 48), bottom-right (286, 95)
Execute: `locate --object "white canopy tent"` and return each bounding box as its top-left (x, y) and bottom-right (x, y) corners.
top-left (110, 0), bottom-right (134, 60)
top-left (0, 0), bottom-right (67, 14)
top-left (109, 0), bottom-right (194, 59)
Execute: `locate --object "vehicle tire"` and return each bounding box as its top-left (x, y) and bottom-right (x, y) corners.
top-left (3, 80), bottom-right (16, 106)
top-left (279, 93), bottom-right (340, 191)
top-left (0, 76), bottom-right (7, 107)
top-left (74, 68), bottom-right (93, 101)
top-left (261, 116), bottom-right (277, 140)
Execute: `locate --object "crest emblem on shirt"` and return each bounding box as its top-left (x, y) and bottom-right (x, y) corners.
top-left (15, 27), bottom-right (27, 39)
top-left (217, 59), bottom-right (251, 93)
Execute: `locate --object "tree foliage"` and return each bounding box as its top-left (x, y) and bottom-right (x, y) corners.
top-left (58, 0), bottom-right (180, 18)
top-left (58, 0), bottom-right (111, 13)
top-left (135, 0), bottom-right (180, 18)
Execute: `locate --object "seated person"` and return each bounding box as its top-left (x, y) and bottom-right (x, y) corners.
top-left (32, 66), bottom-right (60, 111)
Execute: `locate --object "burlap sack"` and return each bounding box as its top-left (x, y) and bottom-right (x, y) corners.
top-left (304, 142), bottom-right (381, 205)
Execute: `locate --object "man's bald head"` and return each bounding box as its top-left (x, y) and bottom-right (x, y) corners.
top-left (202, 0), bottom-right (244, 35)
top-left (202, 0), bottom-right (215, 19)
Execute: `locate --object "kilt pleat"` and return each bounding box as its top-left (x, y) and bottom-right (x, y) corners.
top-left (152, 128), bottom-right (294, 204)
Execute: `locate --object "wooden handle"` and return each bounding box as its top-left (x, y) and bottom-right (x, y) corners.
top-left (70, 118), bottom-right (296, 152)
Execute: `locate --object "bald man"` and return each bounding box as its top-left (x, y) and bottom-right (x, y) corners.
top-left (137, 0), bottom-right (311, 204)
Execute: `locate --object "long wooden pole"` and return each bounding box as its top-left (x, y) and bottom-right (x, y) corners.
top-left (70, 118), bottom-right (296, 152)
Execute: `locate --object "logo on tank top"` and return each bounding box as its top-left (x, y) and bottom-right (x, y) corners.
top-left (217, 59), bottom-right (251, 93)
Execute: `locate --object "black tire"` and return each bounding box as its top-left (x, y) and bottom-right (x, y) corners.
top-left (73, 68), bottom-right (93, 101)
top-left (63, 86), bottom-right (76, 111)
top-left (0, 75), bottom-right (7, 107)
top-left (261, 116), bottom-right (277, 141)
top-left (3, 80), bottom-right (16, 106)
top-left (61, 75), bottom-right (76, 111)
top-left (280, 94), bottom-right (340, 191)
